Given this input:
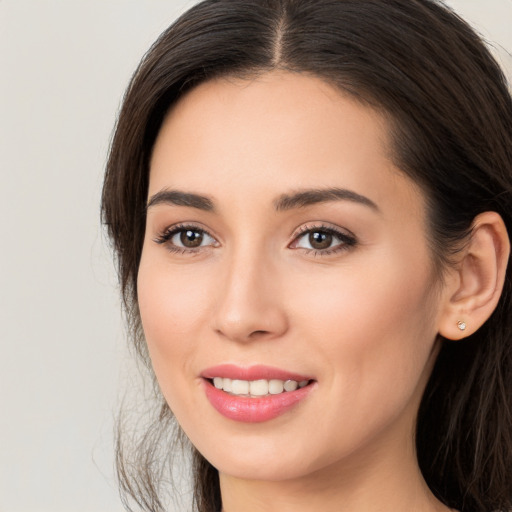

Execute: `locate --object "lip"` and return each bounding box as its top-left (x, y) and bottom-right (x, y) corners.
top-left (201, 364), bottom-right (312, 382)
top-left (201, 364), bottom-right (316, 423)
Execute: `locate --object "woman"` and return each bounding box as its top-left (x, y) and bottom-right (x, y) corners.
top-left (102, 1), bottom-right (512, 511)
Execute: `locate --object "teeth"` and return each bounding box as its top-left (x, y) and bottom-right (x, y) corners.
top-left (231, 379), bottom-right (249, 395)
top-left (223, 378), bottom-right (232, 392)
top-left (249, 379), bottom-right (269, 396)
top-left (211, 378), bottom-right (310, 397)
top-left (269, 379), bottom-right (284, 394)
top-left (284, 380), bottom-right (298, 392)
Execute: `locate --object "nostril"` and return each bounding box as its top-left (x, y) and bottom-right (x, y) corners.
top-left (249, 330), bottom-right (270, 338)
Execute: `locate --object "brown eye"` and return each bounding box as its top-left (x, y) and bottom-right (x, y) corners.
top-left (308, 231), bottom-right (333, 250)
top-left (291, 226), bottom-right (357, 254)
top-left (155, 226), bottom-right (217, 251)
top-left (180, 229), bottom-right (204, 248)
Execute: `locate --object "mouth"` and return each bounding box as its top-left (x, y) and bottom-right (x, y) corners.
top-left (201, 365), bottom-right (316, 422)
top-left (207, 377), bottom-right (312, 397)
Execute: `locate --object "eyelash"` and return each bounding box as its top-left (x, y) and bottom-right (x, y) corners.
top-left (153, 223), bottom-right (218, 254)
top-left (290, 223), bottom-right (357, 256)
top-left (153, 223), bottom-right (357, 256)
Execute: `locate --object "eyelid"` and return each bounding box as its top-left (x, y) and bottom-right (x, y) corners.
top-left (153, 222), bottom-right (219, 251)
top-left (152, 221), bottom-right (356, 256)
top-left (289, 222), bottom-right (357, 254)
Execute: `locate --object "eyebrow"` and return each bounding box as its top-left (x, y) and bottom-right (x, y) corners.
top-left (146, 189), bottom-right (215, 211)
top-left (146, 186), bottom-right (379, 214)
top-left (274, 187), bottom-right (379, 212)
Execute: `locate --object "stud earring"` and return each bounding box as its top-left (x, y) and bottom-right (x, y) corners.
top-left (457, 321), bottom-right (467, 331)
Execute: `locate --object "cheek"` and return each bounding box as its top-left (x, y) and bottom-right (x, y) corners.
top-left (136, 253), bottom-right (212, 390)
top-left (292, 248), bottom-right (435, 338)
top-left (136, 259), bottom-right (217, 436)
top-left (288, 246), bottom-right (439, 411)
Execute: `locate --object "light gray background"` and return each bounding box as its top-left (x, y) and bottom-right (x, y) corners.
top-left (1, 1), bottom-right (510, 511)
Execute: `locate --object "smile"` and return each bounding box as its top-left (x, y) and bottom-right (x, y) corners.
top-left (211, 377), bottom-right (310, 397)
top-left (201, 365), bottom-right (316, 422)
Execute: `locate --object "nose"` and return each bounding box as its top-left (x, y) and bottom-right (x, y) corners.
top-left (211, 249), bottom-right (289, 343)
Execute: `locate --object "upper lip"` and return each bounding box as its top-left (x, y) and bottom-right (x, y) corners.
top-left (200, 364), bottom-right (313, 382)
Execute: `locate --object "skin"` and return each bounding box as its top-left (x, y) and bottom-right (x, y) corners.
top-left (138, 71), bottom-right (460, 512)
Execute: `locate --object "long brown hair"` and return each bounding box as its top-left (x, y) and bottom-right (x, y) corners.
top-left (102, 1), bottom-right (512, 511)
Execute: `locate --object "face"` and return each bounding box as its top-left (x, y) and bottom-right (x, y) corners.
top-left (138, 71), bottom-right (447, 483)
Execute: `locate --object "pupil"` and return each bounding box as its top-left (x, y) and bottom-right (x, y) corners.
top-left (309, 231), bottom-right (332, 250)
top-left (180, 230), bottom-right (203, 248)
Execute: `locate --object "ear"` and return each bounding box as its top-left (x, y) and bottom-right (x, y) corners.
top-left (438, 211), bottom-right (510, 340)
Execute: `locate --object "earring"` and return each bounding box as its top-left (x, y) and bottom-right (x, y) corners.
top-left (457, 321), bottom-right (467, 331)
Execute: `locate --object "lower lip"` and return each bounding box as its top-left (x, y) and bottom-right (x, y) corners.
top-left (203, 380), bottom-right (315, 423)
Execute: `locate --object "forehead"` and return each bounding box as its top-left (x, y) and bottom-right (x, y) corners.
top-left (149, 71), bottom-right (424, 218)
top-left (155, 71), bottom-right (391, 158)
